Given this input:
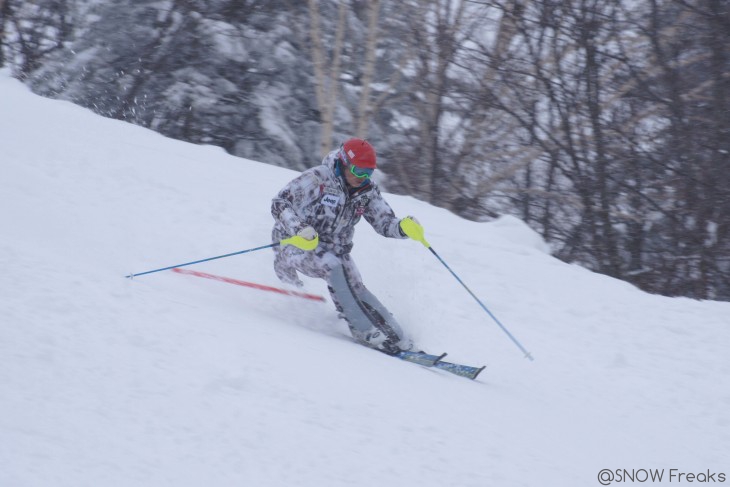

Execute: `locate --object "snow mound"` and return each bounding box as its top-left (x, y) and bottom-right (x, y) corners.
top-left (490, 214), bottom-right (551, 253)
top-left (1, 71), bottom-right (729, 487)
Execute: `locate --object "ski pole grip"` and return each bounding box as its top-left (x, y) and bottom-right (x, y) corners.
top-left (400, 217), bottom-right (430, 248)
top-left (280, 234), bottom-right (319, 251)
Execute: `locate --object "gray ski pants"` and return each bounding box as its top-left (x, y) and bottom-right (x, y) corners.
top-left (273, 244), bottom-right (411, 349)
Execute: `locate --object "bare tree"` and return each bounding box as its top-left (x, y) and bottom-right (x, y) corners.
top-left (0, 0), bottom-right (8, 66)
top-left (3, 0), bottom-right (72, 78)
top-left (458, 0), bottom-right (729, 298)
top-left (384, 0), bottom-right (492, 210)
top-left (307, 0), bottom-right (347, 157)
top-left (307, 1), bottom-right (396, 152)
top-left (354, 0), bottom-right (381, 138)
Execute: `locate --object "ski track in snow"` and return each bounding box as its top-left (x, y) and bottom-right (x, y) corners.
top-left (1, 71), bottom-right (729, 487)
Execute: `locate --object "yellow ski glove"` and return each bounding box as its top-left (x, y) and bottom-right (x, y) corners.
top-left (281, 225), bottom-right (319, 251)
top-left (399, 216), bottom-right (430, 248)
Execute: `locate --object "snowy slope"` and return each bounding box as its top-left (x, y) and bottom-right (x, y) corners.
top-left (1, 71), bottom-right (729, 487)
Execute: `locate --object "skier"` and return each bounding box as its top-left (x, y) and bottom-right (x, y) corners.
top-left (271, 138), bottom-right (424, 354)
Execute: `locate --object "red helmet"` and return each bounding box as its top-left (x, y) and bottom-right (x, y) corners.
top-left (341, 138), bottom-right (376, 169)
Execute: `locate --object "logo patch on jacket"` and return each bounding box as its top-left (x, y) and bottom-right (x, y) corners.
top-left (321, 194), bottom-right (340, 208)
top-left (354, 197), bottom-right (368, 216)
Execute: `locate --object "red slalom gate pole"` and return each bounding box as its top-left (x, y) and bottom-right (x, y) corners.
top-left (172, 268), bottom-right (326, 302)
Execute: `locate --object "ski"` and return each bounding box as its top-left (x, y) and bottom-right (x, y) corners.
top-left (396, 350), bottom-right (486, 380)
top-left (367, 343), bottom-right (485, 380)
top-left (396, 350), bottom-right (447, 367)
top-left (434, 360), bottom-right (486, 380)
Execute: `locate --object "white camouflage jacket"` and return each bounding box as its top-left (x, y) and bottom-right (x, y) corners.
top-left (271, 151), bottom-right (405, 255)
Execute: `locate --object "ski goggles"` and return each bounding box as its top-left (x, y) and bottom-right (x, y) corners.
top-left (349, 163), bottom-right (374, 179)
top-left (340, 149), bottom-right (374, 179)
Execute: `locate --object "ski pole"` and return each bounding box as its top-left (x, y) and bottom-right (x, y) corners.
top-left (427, 246), bottom-right (534, 361)
top-left (400, 218), bottom-right (534, 361)
top-left (125, 234), bottom-right (318, 279)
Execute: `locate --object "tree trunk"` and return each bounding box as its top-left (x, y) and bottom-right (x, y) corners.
top-left (307, 0), bottom-right (346, 157)
top-left (0, 0), bottom-right (8, 67)
top-left (355, 0), bottom-right (380, 138)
